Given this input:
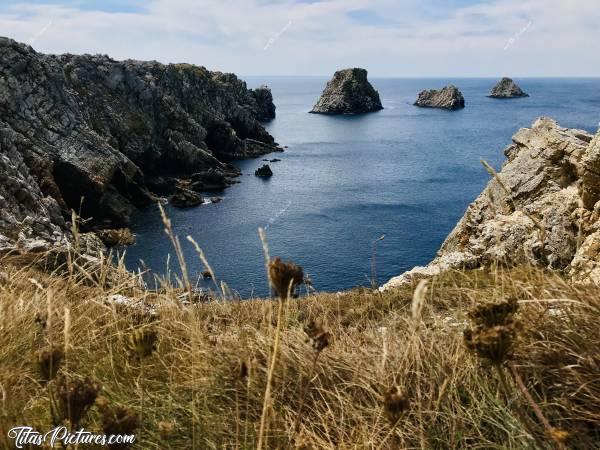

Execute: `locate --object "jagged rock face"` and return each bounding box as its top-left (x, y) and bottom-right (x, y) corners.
top-left (383, 117), bottom-right (600, 289)
top-left (488, 77), bottom-right (529, 98)
top-left (310, 68), bottom-right (383, 115)
top-left (251, 86), bottom-right (276, 121)
top-left (414, 85), bottom-right (465, 110)
top-left (0, 37), bottom-right (278, 245)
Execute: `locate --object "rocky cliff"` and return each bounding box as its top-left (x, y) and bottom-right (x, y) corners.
top-left (310, 68), bottom-right (383, 115)
top-left (383, 117), bottom-right (600, 289)
top-left (0, 37), bottom-right (279, 249)
top-left (414, 85), bottom-right (465, 110)
top-left (488, 77), bottom-right (528, 98)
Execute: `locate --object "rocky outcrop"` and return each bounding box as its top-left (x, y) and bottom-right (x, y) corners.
top-left (488, 77), bottom-right (528, 98)
top-left (383, 117), bottom-right (600, 289)
top-left (414, 85), bottom-right (465, 110)
top-left (251, 86), bottom-right (276, 121)
top-left (310, 68), bottom-right (383, 115)
top-left (170, 188), bottom-right (203, 208)
top-left (0, 37), bottom-right (280, 248)
top-left (255, 164), bottom-right (273, 177)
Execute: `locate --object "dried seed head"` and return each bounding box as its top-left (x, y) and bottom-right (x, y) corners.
top-left (468, 297), bottom-right (518, 327)
top-left (128, 327), bottom-right (158, 359)
top-left (269, 257), bottom-right (304, 300)
top-left (304, 319), bottom-right (332, 352)
top-left (464, 297), bottom-right (520, 366)
top-left (99, 403), bottom-right (139, 449)
top-left (383, 386), bottom-right (410, 423)
top-left (34, 346), bottom-right (64, 382)
top-left (158, 420), bottom-right (177, 439)
top-left (464, 323), bottom-right (518, 365)
top-left (56, 376), bottom-right (101, 428)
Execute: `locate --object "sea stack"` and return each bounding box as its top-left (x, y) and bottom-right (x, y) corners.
top-left (488, 77), bottom-right (529, 98)
top-left (310, 68), bottom-right (383, 115)
top-left (414, 85), bottom-right (465, 110)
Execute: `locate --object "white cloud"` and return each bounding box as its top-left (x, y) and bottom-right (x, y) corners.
top-left (0, 0), bottom-right (598, 76)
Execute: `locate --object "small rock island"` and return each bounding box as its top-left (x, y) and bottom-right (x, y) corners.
top-left (310, 68), bottom-right (383, 115)
top-left (488, 77), bottom-right (529, 98)
top-left (414, 85), bottom-right (465, 110)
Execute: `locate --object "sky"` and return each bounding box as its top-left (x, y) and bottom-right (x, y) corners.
top-left (1, 0), bottom-right (599, 77)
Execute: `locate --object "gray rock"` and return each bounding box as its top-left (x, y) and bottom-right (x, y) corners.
top-left (310, 68), bottom-right (383, 115)
top-left (414, 85), bottom-right (465, 110)
top-left (170, 187), bottom-right (203, 208)
top-left (0, 37), bottom-right (280, 243)
top-left (488, 77), bottom-right (529, 98)
top-left (255, 164), bottom-right (273, 177)
top-left (383, 117), bottom-right (600, 289)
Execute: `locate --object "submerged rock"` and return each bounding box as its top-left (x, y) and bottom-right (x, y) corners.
top-left (310, 68), bottom-right (383, 115)
top-left (383, 117), bottom-right (600, 289)
top-left (255, 164), bottom-right (273, 177)
top-left (488, 77), bottom-right (529, 98)
top-left (414, 85), bottom-right (465, 110)
top-left (0, 37), bottom-right (279, 244)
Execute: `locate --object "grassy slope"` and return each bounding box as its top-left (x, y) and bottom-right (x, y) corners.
top-left (0, 251), bottom-right (599, 449)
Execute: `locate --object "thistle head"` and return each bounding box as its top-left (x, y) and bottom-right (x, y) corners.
top-left (464, 297), bottom-right (520, 366)
top-left (34, 346), bottom-right (64, 382)
top-left (55, 376), bottom-right (101, 428)
top-left (127, 327), bottom-right (158, 359)
top-left (383, 386), bottom-right (410, 423)
top-left (268, 257), bottom-right (304, 300)
top-left (303, 319), bottom-right (331, 353)
top-left (98, 402), bottom-right (139, 449)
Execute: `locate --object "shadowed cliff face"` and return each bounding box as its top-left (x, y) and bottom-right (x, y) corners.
top-left (0, 37), bottom-right (278, 244)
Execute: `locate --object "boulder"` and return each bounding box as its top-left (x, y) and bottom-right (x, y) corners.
top-left (488, 77), bottom-right (529, 98)
top-left (96, 228), bottom-right (135, 247)
top-left (383, 117), bottom-right (600, 289)
top-left (170, 188), bottom-right (203, 208)
top-left (255, 164), bottom-right (273, 177)
top-left (310, 68), bottom-right (383, 115)
top-left (414, 85), bottom-right (465, 110)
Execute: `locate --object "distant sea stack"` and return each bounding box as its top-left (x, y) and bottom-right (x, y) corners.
top-left (414, 85), bottom-right (465, 110)
top-left (488, 77), bottom-right (529, 98)
top-left (310, 68), bottom-right (383, 115)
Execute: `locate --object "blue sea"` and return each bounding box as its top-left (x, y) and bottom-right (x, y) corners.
top-left (124, 78), bottom-right (600, 297)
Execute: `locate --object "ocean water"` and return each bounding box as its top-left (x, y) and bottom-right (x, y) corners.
top-left (124, 78), bottom-right (600, 297)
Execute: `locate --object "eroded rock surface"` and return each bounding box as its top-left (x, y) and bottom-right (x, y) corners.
top-left (383, 117), bottom-right (600, 289)
top-left (488, 77), bottom-right (529, 98)
top-left (0, 37), bottom-right (279, 248)
top-left (414, 85), bottom-right (465, 110)
top-left (310, 68), bottom-right (383, 115)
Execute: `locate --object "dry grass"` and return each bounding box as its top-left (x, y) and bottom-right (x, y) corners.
top-left (0, 246), bottom-right (599, 449)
